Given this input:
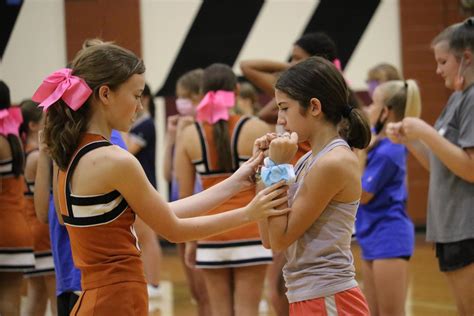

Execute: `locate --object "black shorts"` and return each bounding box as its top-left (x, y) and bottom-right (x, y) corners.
top-left (57, 291), bottom-right (80, 316)
top-left (435, 238), bottom-right (474, 272)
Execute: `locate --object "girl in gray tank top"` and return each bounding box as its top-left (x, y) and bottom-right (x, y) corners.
top-left (255, 57), bottom-right (370, 315)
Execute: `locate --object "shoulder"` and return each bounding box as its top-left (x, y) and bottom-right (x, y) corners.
top-left (312, 146), bottom-right (359, 182)
top-left (181, 122), bottom-right (199, 139)
top-left (25, 149), bottom-right (39, 166)
top-left (0, 135), bottom-right (13, 159)
top-left (241, 116), bottom-right (272, 134)
top-left (80, 144), bottom-right (137, 172)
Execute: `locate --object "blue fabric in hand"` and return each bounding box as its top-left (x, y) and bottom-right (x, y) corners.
top-left (261, 158), bottom-right (296, 187)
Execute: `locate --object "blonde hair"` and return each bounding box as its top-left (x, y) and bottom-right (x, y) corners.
top-left (367, 63), bottom-right (403, 83)
top-left (378, 79), bottom-right (421, 119)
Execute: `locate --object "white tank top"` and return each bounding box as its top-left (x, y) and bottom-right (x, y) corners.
top-left (283, 139), bottom-right (359, 303)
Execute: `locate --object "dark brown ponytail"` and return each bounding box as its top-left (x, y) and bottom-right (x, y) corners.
top-left (202, 64), bottom-right (237, 172)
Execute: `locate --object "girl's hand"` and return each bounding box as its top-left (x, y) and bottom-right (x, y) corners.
top-left (268, 132), bottom-right (298, 164)
top-left (253, 133), bottom-right (278, 156)
top-left (387, 118), bottom-right (432, 144)
top-left (230, 151), bottom-right (264, 190)
top-left (386, 122), bottom-right (405, 144)
top-left (245, 181), bottom-right (290, 221)
top-left (166, 115), bottom-right (180, 142)
top-left (400, 117), bottom-right (432, 140)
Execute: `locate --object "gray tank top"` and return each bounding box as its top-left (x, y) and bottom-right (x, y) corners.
top-left (283, 139), bottom-right (359, 303)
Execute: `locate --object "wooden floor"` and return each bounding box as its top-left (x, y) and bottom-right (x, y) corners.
top-left (149, 234), bottom-right (458, 316)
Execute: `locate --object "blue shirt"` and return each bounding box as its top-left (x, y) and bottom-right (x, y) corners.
top-left (355, 138), bottom-right (414, 260)
top-left (49, 130), bottom-right (127, 295)
top-left (129, 115), bottom-right (156, 188)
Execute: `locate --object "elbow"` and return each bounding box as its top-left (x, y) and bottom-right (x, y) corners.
top-left (270, 239), bottom-right (288, 252)
top-left (36, 212), bottom-right (48, 224)
top-left (261, 239), bottom-right (271, 249)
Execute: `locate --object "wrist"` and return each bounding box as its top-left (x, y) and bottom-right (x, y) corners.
top-left (261, 158), bottom-right (295, 187)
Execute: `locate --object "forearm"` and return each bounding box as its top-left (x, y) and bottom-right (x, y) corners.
top-left (34, 150), bottom-right (51, 223)
top-left (421, 129), bottom-right (474, 181)
top-left (257, 99), bottom-right (278, 124)
top-left (170, 176), bottom-right (243, 218)
top-left (171, 207), bottom-right (251, 242)
top-left (267, 214), bottom-right (290, 252)
top-left (240, 60), bottom-right (287, 95)
top-left (405, 139), bottom-right (430, 171)
top-left (163, 136), bottom-right (175, 182)
top-left (241, 59), bottom-right (289, 73)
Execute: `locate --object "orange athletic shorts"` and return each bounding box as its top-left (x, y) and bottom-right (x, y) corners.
top-left (70, 281), bottom-right (147, 315)
top-left (289, 287), bottom-right (369, 316)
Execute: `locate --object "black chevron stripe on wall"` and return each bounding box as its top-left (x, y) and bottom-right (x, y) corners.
top-left (157, 0), bottom-right (380, 96)
top-left (157, 0), bottom-right (264, 96)
top-left (0, 0), bottom-right (23, 60)
top-left (302, 0), bottom-right (380, 69)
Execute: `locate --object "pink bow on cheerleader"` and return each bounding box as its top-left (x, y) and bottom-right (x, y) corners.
top-left (0, 107), bottom-right (23, 137)
top-left (32, 68), bottom-right (92, 112)
top-left (196, 90), bottom-right (235, 124)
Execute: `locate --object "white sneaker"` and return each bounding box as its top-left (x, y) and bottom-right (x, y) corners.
top-left (259, 299), bottom-right (269, 313)
top-left (147, 284), bottom-right (162, 299)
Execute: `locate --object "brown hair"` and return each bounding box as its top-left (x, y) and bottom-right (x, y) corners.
top-left (367, 63), bottom-right (403, 83)
top-left (177, 68), bottom-right (204, 95)
top-left (19, 99), bottom-right (42, 141)
top-left (0, 80), bottom-right (24, 176)
top-left (431, 23), bottom-right (461, 49)
top-left (44, 40), bottom-right (145, 170)
top-left (275, 56), bottom-right (370, 149)
top-left (201, 64), bottom-right (237, 172)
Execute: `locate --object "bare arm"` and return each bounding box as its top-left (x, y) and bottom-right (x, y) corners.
top-left (420, 127), bottom-right (474, 182)
top-left (405, 139), bottom-right (430, 171)
top-left (257, 98), bottom-right (279, 125)
top-left (113, 152), bottom-right (288, 243)
top-left (240, 60), bottom-right (288, 95)
top-left (34, 149), bottom-right (51, 223)
top-left (163, 115), bottom-right (179, 182)
top-left (52, 163), bottom-right (63, 225)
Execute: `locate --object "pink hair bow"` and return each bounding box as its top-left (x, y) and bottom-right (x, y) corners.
top-left (333, 59), bottom-right (342, 72)
top-left (32, 68), bottom-right (92, 112)
top-left (196, 90), bottom-right (235, 124)
top-left (0, 107), bottom-right (23, 137)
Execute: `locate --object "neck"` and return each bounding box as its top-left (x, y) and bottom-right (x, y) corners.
top-left (463, 70), bottom-right (474, 91)
top-left (87, 106), bottom-right (112, 140)
top-left (308, 122), bottom-right (339, 156)
top-left (26, 131), bottom-right (39, 147)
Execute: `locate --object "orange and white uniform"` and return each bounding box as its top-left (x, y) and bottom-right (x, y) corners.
top-left (23, 147), bottom-right (55, 277)
top-left (193, 115), bottom-right (272, 268)
top-left (57, 134), bottom-right (147, 315)
top-left (0, 142), bottom-right (35, 272)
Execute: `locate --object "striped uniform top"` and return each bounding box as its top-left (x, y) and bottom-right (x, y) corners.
top-left (193, 115), bottom-right (259, 242)
top-left (57, 133), bottom-right (145, 290)
top-left (0, 144), bottom-right (35, 271)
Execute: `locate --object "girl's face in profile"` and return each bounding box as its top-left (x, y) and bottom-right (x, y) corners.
top-left (175, 85), bottom-right (201, 116)
top-left (290, 45), bottom-right (311, 66)
top-left (107, 73), bottom-right (145, 132)
top-left (275, 89), bottom-right (309, 142)
top-left (433, 41), bottom-right (461, 90)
